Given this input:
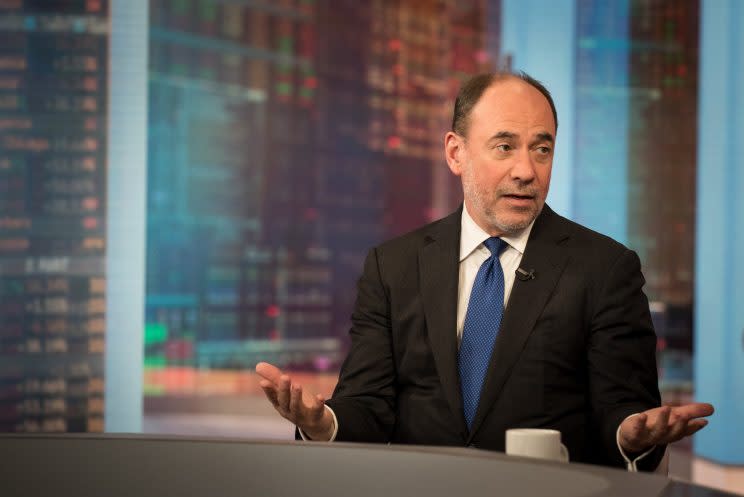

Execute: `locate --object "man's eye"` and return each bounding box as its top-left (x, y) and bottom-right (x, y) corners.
top-left (496, 144), bottom-right (512, 152)
top-left (536, 146), bottom-right (552, 154)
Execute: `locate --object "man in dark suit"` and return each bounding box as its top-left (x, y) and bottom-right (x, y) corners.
top-left (256, 72), bottom-right (713, 470)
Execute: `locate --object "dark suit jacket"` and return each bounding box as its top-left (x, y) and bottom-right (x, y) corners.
top-left (325, 205), bottom-right (663, 469)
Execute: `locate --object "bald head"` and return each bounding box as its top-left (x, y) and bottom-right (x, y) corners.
top-left (451, 72), bottom-right (558, 138)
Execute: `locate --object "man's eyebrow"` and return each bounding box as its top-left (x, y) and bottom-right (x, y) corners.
top-left (533, 132), bottom-right (554, 144)
top-left (487, 131), bottom-right (518, 142)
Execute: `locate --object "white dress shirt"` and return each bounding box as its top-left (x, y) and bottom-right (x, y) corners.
top-left (301, 205), bottom-right (657, 471)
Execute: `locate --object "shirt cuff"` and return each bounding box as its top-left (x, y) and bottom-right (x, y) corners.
top-left (297, 405), bottom-right (338, 442)
top-left (616, 413), bottom-right (657, 472)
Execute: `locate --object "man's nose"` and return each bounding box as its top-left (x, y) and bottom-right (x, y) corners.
top-left (510, 149), bottom-right (537, 182)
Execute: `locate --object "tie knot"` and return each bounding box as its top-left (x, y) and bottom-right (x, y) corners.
top-left (483, 237), bottom-right (506, 257)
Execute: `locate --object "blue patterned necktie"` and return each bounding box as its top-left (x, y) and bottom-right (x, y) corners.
top-left (458, 237), bottom-right (507, 430)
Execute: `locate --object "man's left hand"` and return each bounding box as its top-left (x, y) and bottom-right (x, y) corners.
top-left (619, 403), bottom-right (715, 454)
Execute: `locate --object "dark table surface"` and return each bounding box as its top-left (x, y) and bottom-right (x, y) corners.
top-left (0, 434), bottom-right (737, 497)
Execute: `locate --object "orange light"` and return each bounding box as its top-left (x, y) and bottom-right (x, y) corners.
top-left (82, 197), bottom-right (98, 210)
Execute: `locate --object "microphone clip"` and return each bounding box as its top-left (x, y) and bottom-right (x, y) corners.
top-left (516, 267), bottom-right (536, 281)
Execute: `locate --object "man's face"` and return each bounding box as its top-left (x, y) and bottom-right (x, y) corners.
top-left (445, 78), bottom-right (556, 236)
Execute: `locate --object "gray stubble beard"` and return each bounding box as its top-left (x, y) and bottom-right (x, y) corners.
top-left (461, 166), bottom-right (541, 236)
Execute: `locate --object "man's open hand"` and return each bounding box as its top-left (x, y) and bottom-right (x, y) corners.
top-left (619, 403), bottom-right (714, 454)
top-left (255, 362), bottom-right (335, 441)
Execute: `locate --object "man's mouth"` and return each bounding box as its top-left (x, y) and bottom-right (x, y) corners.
top-left (502, 193), bottom-right (535, 200)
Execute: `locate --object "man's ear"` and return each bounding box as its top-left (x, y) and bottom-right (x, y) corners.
top-left (444, 131), bottom-right (465, 176)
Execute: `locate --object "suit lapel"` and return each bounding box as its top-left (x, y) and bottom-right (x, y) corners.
top-left (467, 206), bottom-right (571, 441)
top-left (419, 208), bottom-right (467, 435)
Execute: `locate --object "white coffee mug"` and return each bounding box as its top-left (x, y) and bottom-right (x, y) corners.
top-left (505, 428), bottom-right (569, 463)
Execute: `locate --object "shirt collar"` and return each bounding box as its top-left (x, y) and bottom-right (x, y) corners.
top-left (459, 203), bottom-right (535, 262)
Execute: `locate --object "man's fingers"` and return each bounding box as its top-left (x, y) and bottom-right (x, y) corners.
top-left (256, 362), bottom-right (284, 383)
top-left (650, 406), bottom-right (671, 439)
top-left (289, 383), bottom-right (303, 418)
top-left (658, 403), bottom-right (714, 444)
top-left (256, 363), bottom-right (329, 429)
top-left (276, 375), bottom-right (291, 413)
top-left (682, 419), bottom-right (708, 438)
top-left (674, 402), bottom-right (715, 419)
top-left (663, 413), bottom-right (691, 443)
top-left (621, 403), bottom-right (714, 454)
top-left (665, 419), bottom-right (707, 444)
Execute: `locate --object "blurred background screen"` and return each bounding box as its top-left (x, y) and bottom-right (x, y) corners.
top-left (0, 0), bottom-right (108, 434)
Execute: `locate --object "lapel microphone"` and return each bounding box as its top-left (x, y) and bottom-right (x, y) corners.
top-left (516, 267), bottom-right (536, 281)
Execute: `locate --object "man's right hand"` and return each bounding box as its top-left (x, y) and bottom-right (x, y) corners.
top-left (255, 362), bottom-right (335, 441)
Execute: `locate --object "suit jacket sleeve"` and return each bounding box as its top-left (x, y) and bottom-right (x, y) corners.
top-left (587, 248), bottom-right (665, 469)
top-left (324, 248), bottom-right (397, 442)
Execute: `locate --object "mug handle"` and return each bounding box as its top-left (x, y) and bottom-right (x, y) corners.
top-left (559, 443), bottom-right (570, 463)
